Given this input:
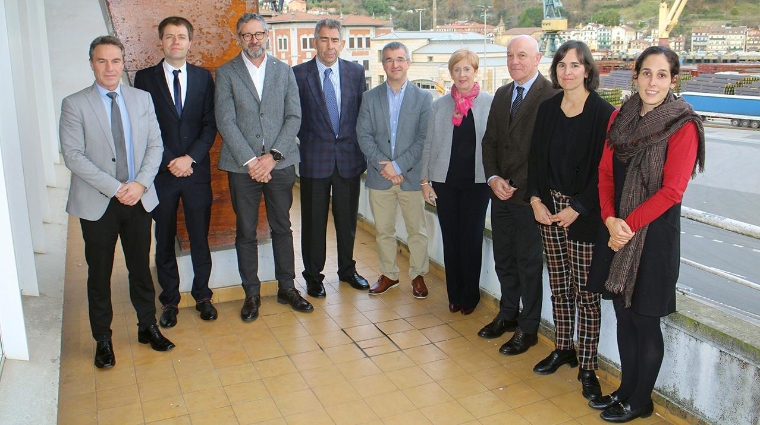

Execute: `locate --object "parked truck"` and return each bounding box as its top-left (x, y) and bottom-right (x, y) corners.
top-left (680, 92), bottom-right (760, 128)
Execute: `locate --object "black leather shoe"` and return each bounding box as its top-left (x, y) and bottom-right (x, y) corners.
top-left (241, 295), bottom-right (261, 322)
top-left (159, 305), bottom-right (178, 328)
top-left (196, 300), bottom-right (218, 321)
top-left (94, 340), bottom-right (115, 369)
top-left (277, 288), bottom-right (314, 312)
top-left (137, 324), bottom-right (176, 351)
top-left (499, 328), bottom-right (538, 355)
top-left (341, 272), bottom-right (370, 290)
top-left (533, 348), bottom-right (578, 375)
top-left (449, 303), bottom-right (461, 313)
top-left (589, 391), bottom-right (623, 411)
top-left (600, 401), bottom-right (654, 423)
top-left (306, 280), bottom-right (326, 298)
top-left (478, 317), bottom-right (518, 339)
top-left (579, 369), bottom-right (602, 400)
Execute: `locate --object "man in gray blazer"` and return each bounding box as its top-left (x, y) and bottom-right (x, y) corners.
top-left (357, 42), bottom-right (432, 298)
top-left (60, 35), bottom-right (174, 370)
top-left (479, 35), bottom-right (559, 356)
top-left (216, 13), bottom-right (312, 322)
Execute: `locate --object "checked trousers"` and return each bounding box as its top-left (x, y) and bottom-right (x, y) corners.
top-left (538, 190), bottom-right (601, 370)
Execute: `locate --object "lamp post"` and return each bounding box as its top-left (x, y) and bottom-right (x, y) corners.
top-left (478, 5), bottom-right (492, 91)
top-left (415, 8), bottom-right (426, 31)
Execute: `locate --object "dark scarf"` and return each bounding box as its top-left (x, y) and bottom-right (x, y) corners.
top-left (605, 91), bottom-right (705, 307)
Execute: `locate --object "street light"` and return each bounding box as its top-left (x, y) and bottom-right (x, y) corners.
top-left (478, 5), bottom-right (492, 91)
top-left (415, 8), bottom-right (426, 31)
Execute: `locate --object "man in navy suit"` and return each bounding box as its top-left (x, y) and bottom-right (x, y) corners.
top-left (293, 18), bottom-right (369, 298)
top-left (134, 16), bottom-right (218, 327)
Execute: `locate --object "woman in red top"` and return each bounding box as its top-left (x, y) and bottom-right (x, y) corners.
top-left (586, 46), bottom-right (705, 423)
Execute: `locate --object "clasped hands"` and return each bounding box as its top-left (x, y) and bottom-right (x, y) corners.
top-left (247, 154), bottom-right (275, 183)
top-left (115, 181), bottom-right (145, 206)
top-left (167, 155), bottom-right (194, 178)
top-left (379, 161), bottom-right (404, 185)
top-left (605, 216), bottom-right (635, 252)
top-left (530, 198), bottom-right (579, 228)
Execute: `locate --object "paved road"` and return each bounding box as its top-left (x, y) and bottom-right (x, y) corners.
top-left (678, 219), bottom-right (760, 318)
top-left (677, 126), bottom-right (760, 321)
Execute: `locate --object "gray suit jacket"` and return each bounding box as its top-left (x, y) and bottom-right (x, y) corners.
top-left (421, 91), bottom-right (494, 184)
top-left (60, 83), bottom-right (163, 221)
top-left (216, 53), bottom-right (301, 173)
top-left (357, 82), bottom-right (432, 191)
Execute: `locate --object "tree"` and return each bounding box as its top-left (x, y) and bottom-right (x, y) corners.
top-left (518, 7), bottom-right (543, 27)
top-left (592, 9), bottom-right (621, 26)
top-left (363, 0), bottom-right (389, 16)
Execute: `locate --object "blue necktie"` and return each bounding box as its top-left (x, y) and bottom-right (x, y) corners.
top-left (173, 69), bottom-right (182, 118)
top-left (323, 68), bottom-right (340, 137)
top-left (511, 86), bottom-right (524, 119)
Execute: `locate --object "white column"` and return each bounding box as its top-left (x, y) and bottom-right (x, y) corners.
top-left (0, 0), bottom-right (31, 360)
top-left (5, 0), bottom-right (49, 257)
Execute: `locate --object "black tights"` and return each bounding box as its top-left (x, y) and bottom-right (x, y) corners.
top-left (613, 298), bottom-right (664, 409)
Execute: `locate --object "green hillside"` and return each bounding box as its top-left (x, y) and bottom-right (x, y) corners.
top-left (312, 0), bottom-right (760, 34)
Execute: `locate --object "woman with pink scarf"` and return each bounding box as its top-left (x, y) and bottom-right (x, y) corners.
top-left (420, 49), bottom-right (494, 315)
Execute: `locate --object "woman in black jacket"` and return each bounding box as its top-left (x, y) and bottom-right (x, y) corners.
top-left (526, 40), bottom-right (614, 401)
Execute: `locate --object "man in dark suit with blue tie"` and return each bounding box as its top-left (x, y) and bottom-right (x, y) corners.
top-left (293, 18), bottom-right (369, 298)
top-left (134, 16), bottom-right (218, 327)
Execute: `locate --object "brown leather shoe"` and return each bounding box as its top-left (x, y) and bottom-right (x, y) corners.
top-left (411, 275), bottom-right (428, 299)
top-left (369, 275), bottom-right (399, 295)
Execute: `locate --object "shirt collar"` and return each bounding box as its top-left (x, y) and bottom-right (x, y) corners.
top-left (95, 82), bottom-right (122, 98)
top-left (316, 59), bottom-right (339, 77)
top-left (515, 71), bottom-right (540, 93)
top-left (162, 60), bottom-right (187, 74)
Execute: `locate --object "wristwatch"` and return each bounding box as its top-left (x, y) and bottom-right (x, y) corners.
top-left (269, 149), bottom-right (284, 162)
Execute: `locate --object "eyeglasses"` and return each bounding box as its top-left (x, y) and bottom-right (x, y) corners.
top-left (240, 32), bottom-right (266, 42)
top-left (383, 58), bottom-right (408, 65)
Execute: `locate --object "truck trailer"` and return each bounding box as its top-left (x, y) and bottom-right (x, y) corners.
top-left (680, 92), bottom-right (760, 128)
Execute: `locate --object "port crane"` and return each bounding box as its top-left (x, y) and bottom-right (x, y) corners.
top-left (539, 0), bottom-right (568, 57)
top-left (658, 0), bottom-right (688, 47)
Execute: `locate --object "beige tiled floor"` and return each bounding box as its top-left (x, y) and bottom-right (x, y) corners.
top-left (57, 188), bottom-right (671, 425)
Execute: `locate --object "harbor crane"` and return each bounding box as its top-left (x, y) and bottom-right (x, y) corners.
top-left (658, 0), bottom-right (688, 47)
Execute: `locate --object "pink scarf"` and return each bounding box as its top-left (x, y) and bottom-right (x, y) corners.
top-left (451, 82), bottom-right (480, 126)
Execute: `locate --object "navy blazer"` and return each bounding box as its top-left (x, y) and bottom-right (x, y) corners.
top-left (293, 58), bottom-right (367, 179)
top-left (134, 60), bottom-right (217, 184)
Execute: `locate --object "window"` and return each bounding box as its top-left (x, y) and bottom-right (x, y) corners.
top-left (365, 37), bottom-right (371, 47)
top-left (349, 37), bottom-right (355, 48)
top-left (363, 60), bottom-right (369, 71)
top-left (365, 77), bottom-right (371, 91)
top-left (309, 37), bottom-right (314, 49)
top-left (428, 56), bottom-right (433, 62)
top-left (301, 37), bottom-right (308, 50)
top-left (357, 37), bottom-right (363, 48)
top-left (277, 36), bottom-right (288, 51)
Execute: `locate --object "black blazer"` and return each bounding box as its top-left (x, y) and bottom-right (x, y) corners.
top-left (134, 61), bottom-right (217, 184)
top-left (526, 90), bottom-right (615, 242)
top-left (293, 58), bottom-right (367, 179)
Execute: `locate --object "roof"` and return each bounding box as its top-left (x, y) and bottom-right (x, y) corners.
top-left (415, 42), bottom-right (507, 55)
top-left (266, 11), bottom-right (389, 27)
top-left (375, 31), bottom-right (485, 41)
top-left (503, 27), bottom-right (542, 35)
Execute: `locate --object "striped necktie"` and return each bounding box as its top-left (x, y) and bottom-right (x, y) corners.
top-left (511, 85), bottom-right (524, 119)
top-left (323, 68), bottom-right (340, 137)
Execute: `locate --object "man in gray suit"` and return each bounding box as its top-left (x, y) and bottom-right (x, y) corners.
top-left (60, 35), bottom-right (174, 370)
top-left (357, 42), bottom-right (432, 298)
top-left (478, 35), bottom-right (559, 356)
top-left (215, 13), bottom-right (312, 322)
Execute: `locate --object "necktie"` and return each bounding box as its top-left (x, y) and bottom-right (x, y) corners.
top-left (173, 69), bottom-right (183, 118)
top-left (511, 85), bottom-right (524, 119)
top-left (323, 68), bottom-right (340, 137)
top-left (107, 92), bottom-right (129, 182)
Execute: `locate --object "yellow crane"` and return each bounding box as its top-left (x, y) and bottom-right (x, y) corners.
top-left (658, 0), bottom-right (688, 47)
